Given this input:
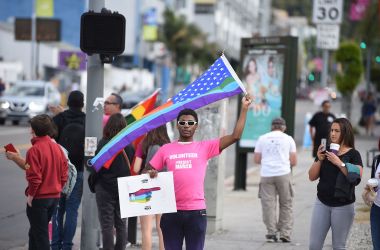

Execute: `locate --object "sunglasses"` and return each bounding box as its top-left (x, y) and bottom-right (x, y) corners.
top-left (177, 120), bottom-right (197, 126)
top-left (104, 101), bottom-right (118, 105)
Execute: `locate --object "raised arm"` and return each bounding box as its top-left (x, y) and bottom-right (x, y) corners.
top-left (219, 95), bottom-right (252, 151)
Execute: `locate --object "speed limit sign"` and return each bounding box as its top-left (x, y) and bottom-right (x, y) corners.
top-left (313, 0), bottom-right (343, 24)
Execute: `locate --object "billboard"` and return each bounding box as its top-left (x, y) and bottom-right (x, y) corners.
top-left (240, 49), bottom-right (285, 148)
top-left (15, 18), bottom-right (61, 42)
top-left (237, 36), bottom-right (297, 151)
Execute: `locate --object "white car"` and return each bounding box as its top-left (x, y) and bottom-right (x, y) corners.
top-left (0, 81), bottom-right (61, 125)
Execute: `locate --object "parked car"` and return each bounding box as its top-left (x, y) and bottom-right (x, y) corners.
top-left (0, 80), bottom-right (61, 125)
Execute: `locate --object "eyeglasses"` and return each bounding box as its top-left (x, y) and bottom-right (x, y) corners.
top-left (177, 120), bottom-right (197, 126)
top-left (104, 101), bottom-right (118, 105)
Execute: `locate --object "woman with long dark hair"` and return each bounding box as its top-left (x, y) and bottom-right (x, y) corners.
top-left (132, 125), bottom-right (170, 250)
top-left (308, 118), bottom-right (363, 250)
top-left (95, 113), bottom-right (134, 250)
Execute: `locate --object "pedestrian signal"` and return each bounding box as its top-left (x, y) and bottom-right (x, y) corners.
top-left (80, 9), bottom-right (125, 56)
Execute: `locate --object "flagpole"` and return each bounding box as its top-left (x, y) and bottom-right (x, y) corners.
top-left (220, 54), bottom-right (247, 95)
top-left (31, 0), bottom-right (36, 80)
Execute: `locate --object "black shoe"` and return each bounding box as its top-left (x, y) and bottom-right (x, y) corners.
top-left (280, 236), bottom-right (291, 243)
top-left (265, 234), bottom-right (278, 242)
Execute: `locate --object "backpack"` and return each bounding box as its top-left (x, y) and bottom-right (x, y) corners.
top-left (59, 145), bottom-right (77, 196)
top-left (58, 115), bottom-right (85, 170)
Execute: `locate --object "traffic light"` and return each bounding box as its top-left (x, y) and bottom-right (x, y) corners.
top-left (308, 73), bottom-right (315, 82)
top-left (375, 56), bottom-right (380, 63)
top-left (360, 41), bottom-right (367, 49)
top-left (80, 9), bottom-right (125, 60)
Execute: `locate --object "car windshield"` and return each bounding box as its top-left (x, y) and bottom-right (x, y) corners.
top-left (5, 85), bottom-right (45, 97)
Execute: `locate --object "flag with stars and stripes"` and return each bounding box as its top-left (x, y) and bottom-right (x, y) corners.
top-left (91, 54), bottom-right (247, 171)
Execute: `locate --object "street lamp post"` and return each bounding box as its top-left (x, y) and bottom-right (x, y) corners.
top-left (81, 1), bottom-right (105, 249)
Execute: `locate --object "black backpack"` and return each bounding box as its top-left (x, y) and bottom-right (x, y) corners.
top-left (58, 115), bottom-right (85, 169)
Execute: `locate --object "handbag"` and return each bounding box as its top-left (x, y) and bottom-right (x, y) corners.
top-left (88, 172), bottom-right (97, 193)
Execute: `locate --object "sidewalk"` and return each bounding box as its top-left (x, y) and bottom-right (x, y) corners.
top-left (204, 133), bottom-right (377, 250)
top-left (9, 133), bottom-right (377, 250)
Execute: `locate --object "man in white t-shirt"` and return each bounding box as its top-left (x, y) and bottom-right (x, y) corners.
top-left (254, 117), bottom-right (297, 243)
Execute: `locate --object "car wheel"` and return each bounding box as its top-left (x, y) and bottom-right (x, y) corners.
top-left (0, 118), bottom-right (5, 125)
top-left (12, 120), bottom-right (19, 126)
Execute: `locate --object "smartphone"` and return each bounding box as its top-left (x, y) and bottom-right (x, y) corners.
top-left (321, 138), bottom-right (327, 153)
top-left (4, 143), bottom-right (17, 153)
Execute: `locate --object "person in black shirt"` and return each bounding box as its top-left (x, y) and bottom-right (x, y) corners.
top-left (95, 113), bottom-right (134, 250)
top-left (308, 118), bottom-right (363, 250)
top-left (51, 90), bottom-right (86, 250)
top-left (309, 100), bottom-right (336, 158)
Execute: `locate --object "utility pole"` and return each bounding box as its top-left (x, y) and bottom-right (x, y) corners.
top-left (31, 0), bottom-right (36, 80)
top-left (260, 0), bottom-right (272, 36)
top-left (321, 50), bottom-right (329, 87)
top-left (365, 47), bottom-right (372, 94)
top-left (81, 0), bottom-right (105, 249)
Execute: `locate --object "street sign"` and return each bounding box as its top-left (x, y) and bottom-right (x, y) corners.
top-left (313, 0), bottom-right (343, 24)
top-left (15, 18), bottom-right (61, 41)
top-left (316, 24), bottom-right (340, 50)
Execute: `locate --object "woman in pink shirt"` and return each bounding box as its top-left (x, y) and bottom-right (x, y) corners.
top-left (132, 125), bottom-right (170, 250)
top-left (148, 95), bottom-right (252, 250)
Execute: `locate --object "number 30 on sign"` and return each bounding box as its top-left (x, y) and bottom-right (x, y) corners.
top-left (312, 0), bottom-right (343, 24)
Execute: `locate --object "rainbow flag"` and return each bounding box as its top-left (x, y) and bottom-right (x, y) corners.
top-left (125, 89), bottom-right (160, 125)
top-left (91, 54), bottom-right (246, 171)
top-left (102, 89), bottom-right (160, 169)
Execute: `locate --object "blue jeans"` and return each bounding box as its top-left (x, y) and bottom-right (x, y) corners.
top-left (371, 204), bottom-right (380, 250)
top-left (160, 210), bottom-right (207, 250)
top-left (51, 172), bottom-right (83, 250)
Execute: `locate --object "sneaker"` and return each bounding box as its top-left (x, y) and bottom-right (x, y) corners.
top-left (280, 236), bottom-right (291, 243)
top-left (265, 234), bottom-right (278, 242)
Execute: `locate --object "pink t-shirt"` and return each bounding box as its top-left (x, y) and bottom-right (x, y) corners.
top-left (150, 139), bottom-right (221, 210)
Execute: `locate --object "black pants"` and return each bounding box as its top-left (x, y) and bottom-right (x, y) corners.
top-left (160, 210), bottom-right (207, 250)
top-left (26, 198), bottom-right (59, 250)
top-left (95, 184), bottom-right (127, 250)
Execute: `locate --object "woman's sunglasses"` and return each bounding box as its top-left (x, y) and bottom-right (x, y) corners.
top-left (177, 120), bottom-right (197, 126)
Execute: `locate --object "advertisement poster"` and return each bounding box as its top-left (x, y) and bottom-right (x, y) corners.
top-left (117, 172), bottom-right (176, 218)
top-left (240, 49), bottom-right (285, 148)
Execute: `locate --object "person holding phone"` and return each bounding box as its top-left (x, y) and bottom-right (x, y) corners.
top-left (5, 114), bottom-right (68, 250)
top-left (308, 118), bottom-right (363, 250)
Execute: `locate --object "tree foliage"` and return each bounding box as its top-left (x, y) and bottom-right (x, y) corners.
top-left (159, 8), bottom-right (219, 69)
top-left (354, 0), bottom-right (380, 46)
top-left (335, 42), bottom-right (363, 95)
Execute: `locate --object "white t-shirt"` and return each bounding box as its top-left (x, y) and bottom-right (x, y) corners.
top-left (254, 130), bottom-right (296, 177)
top-left (374, 161), bottom-right (380, 207)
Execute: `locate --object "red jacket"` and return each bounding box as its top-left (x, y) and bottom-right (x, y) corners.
top-left (25, 136), bottom-right (68, 198)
